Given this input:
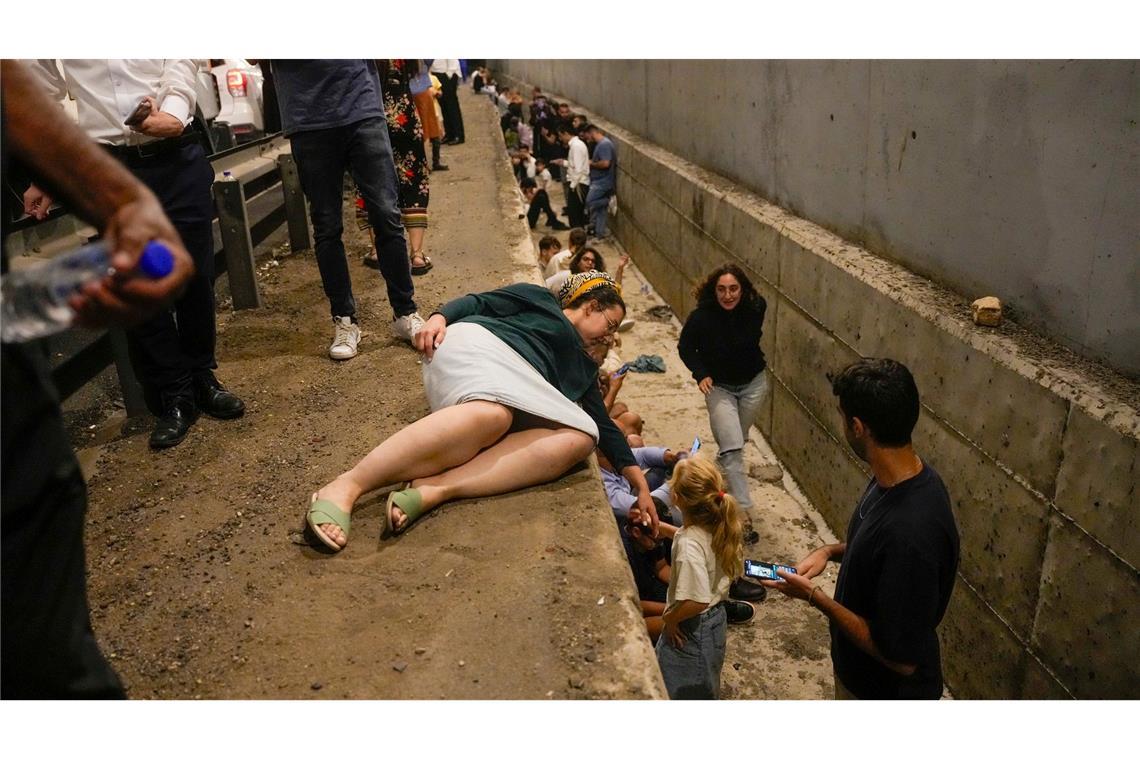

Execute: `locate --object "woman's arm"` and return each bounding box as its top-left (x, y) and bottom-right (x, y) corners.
top-left (677, 311), bottom-right (713, 390)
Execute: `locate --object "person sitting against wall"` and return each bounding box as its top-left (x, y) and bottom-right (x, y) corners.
top-left (544, 227), bottom-right (587, 279)
top-left (678, 263), bottom-right (769, 547)
top-left (546, 246), bottom-right (629, 295)
top-left (304, 271), bottom-right (660, 550)
top-left (535, 235), bottom-right (563, 274)
top-left (598, 366), bottom-right (644, 439)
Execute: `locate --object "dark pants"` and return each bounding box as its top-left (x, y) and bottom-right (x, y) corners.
top-left (566, 183), bottom-right (588, 228)
top-left (124, 142), bottom-right (218, 413)
top-left (1, 344), bottom-right (125, 699)
top-left (289, 117), bottom-right (416, 320)
top-left (527, 189), bottom-right (560, 229)
top-left (439, 73), bottom-right (465, 142)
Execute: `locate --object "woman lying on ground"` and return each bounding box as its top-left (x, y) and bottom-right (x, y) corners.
top-left (305, 270), bottom-right (661, 551)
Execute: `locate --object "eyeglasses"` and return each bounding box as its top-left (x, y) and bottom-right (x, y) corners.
top-left (603, 312), bottom-right (621, 334)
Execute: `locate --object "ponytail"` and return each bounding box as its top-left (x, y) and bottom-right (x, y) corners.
top-left (669, 458), bottom-right (744, 579)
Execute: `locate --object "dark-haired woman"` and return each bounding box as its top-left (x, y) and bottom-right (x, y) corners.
top-left (678, 264), bottom-right (768, 541)
top-left (546, 246), bottom-right (629, 296)
top-left (305, 271), bottom-right (660, 551)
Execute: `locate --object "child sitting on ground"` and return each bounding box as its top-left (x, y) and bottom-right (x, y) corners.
top-left (544, 227), bottom-right (587, 279)
top-left (536, 235), bottom-right (562, 273)
top-left (657, 456), bottom-right (744, 699)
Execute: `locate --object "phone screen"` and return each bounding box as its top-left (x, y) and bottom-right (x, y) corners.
top-left (614, 363), bottom-right (630, 377)
top-left (690, 436), bottom-right (700, 455)
top-left (743, 559), bottom-right (797, 582)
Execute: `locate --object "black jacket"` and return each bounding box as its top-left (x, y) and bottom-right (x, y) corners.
top-left (678, 297), bottom-right (767, 386)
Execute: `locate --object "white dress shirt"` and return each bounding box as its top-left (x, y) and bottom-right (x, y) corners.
top-left (566, 135), bottom-right (591, 189)
top-left (30, 59), bottom-right (201, 146)
top-left (429, 59), bottom-right (462, 77)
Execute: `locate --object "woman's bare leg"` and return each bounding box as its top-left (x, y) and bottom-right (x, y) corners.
top-left (407, 226), bottom-right (426, 266)
top-left (389, 427), bottom-right (595, 531)
top-left (312, 401), bottom-right (513, 546)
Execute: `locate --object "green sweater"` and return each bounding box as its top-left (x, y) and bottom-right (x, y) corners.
top-left (437, 283), bottom-right (636, 471)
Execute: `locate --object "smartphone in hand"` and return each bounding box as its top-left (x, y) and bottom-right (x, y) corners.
top-left (613, 363), bottom-right (630, 377)
top-left (690, 436), bottom-right (701, 456)
top-left (744, 559), bottom-right (797, 582)
top-left (124, 98), bottom-right (152, 128)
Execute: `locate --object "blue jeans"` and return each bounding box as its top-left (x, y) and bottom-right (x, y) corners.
top-left (655, 603), bottom-right (727, 699)
top-left (585, 184), bottom-right (613, 237)
top-left (288, 117), bottom-right (416, 319)
top-left (706, 370), bottom-right (770, 510)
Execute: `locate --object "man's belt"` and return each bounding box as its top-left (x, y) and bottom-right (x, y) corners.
top-left (104, 132), bottom-right (202, 166)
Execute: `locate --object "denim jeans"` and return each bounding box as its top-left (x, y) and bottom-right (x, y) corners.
top-left (288, 117), bottom-right (416, 319)
top-left (585, 184), bottom-right (613, 237)
top-left (706, 369), bottom-right (769, 510)
top-left (655, 603), bottom-right (727, 699)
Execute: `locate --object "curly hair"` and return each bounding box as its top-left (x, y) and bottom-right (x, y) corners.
top-left (693, 263), bottom-right (760, 310)
top-left (569, 246), bottom-right (605, 274)
top-left (668, 457), bottom-right (744, 579)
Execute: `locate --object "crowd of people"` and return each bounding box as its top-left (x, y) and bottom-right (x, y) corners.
top-left (478, 77), bottom-right (618, 243)
top-left (2, 60), bottom-right (960, 704)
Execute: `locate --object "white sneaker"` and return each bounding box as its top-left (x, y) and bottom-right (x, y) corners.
top-left (617, 318), bottom-right (635, 332)
top-left (392, 312), bottom-right (426, 343)
top-left (329, 316), bottom-right (361, 360)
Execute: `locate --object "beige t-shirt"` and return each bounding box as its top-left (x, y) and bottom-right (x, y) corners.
top-left (664, 524), bottom-right (731, 616)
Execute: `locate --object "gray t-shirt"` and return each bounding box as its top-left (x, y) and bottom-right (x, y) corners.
top-left (271, 59), bottom-right (385, 135)
top-left (588, 136), bottom-right (617, 192)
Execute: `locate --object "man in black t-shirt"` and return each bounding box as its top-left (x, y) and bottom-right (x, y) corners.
top-left (760, 358), bottom-right (960, 699)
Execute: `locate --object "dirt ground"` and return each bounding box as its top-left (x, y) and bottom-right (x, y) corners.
top-left (68, 86), bottom-right (845, 700)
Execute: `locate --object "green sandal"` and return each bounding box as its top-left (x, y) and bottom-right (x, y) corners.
top-left (384, 487), bottom-right (427, 537)
top-left (306, 492), bottom-right (351, 551)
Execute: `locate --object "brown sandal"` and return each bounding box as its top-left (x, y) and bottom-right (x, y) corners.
top-left (410, 250), bottom-right (433, 276)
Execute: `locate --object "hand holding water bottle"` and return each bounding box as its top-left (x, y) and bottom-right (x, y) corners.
top-left (4, 185), bottom-right (194, 341)
top-left (69, 189), bottom-right (194, 330)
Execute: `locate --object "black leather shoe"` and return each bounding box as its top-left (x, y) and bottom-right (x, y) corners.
top-left (149, 399), bottom-right (199, 449)
top-left (193, 374), bottom-right (245, 419)
top-left (729, 577), bottom-right (768, 603)
top-left (725, 599), bottom-right (756, 624)
top-left (432, 163), bottom-right (449, 171)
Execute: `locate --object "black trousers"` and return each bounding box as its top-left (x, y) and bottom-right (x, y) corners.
top-left (566, 183), bottom-right (588, 228)
top-left (120, 143), bottom-right (219, 413)
top-left (527, 189), bottom-right (559, 229)
top-left (1, 344), bottom-right (125, 699)
top-left (439, 73), bottom-right (465, 141)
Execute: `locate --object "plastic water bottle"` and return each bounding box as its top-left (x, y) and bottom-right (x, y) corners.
top-left (1, 240), bottom-right (173, 343)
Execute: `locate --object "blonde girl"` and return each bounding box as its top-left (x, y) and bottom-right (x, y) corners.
top-left (656, 456), bottom-right (744, 699)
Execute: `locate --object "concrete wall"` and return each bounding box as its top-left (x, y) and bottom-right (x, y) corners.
top-left (493, 66), bottom-right (1140, 699)
top-left (491, 60), bottom-right (1140, 379)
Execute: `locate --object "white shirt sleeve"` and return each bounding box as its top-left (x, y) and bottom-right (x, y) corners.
top-left (157, 59), bottom-right (202, 125)
top-left (26, 59), bottom-right (68, 106)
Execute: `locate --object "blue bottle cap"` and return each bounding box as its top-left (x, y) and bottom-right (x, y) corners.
top-left (137, 241), bottom-right (175, 279)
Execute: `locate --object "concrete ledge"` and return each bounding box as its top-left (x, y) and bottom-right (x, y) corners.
top-left (502, 75), bottom-right (1140, 698)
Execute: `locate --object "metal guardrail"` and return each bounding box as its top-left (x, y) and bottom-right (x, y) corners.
top-left (3, 134), bottom-right (311, 416)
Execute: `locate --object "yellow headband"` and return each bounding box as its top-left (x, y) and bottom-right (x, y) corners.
top-left (563, 274), bottom-right (621, 307)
